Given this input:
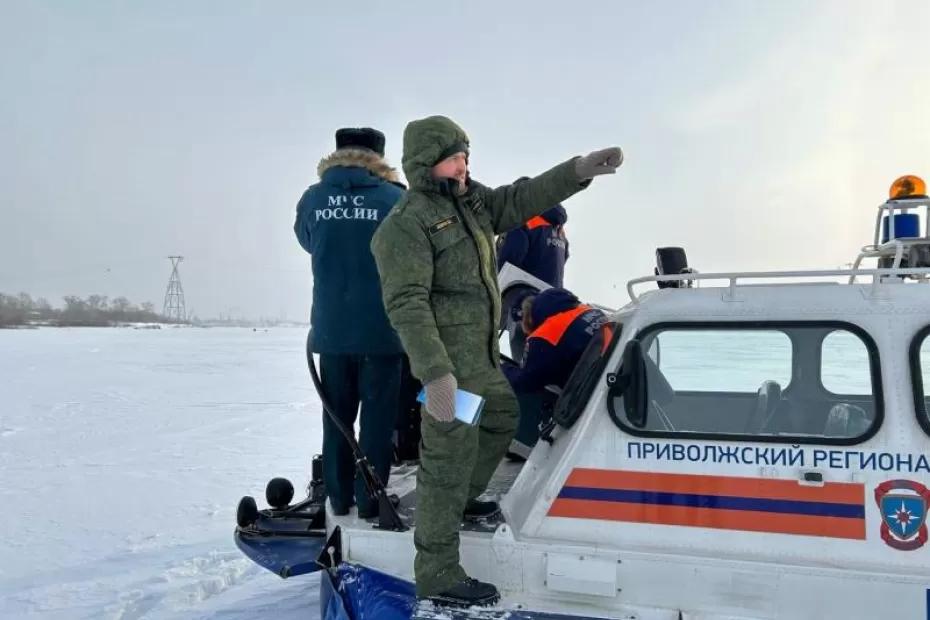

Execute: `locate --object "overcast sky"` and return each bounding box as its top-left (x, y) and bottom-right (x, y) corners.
top-left (2, 1), bottom-right (929, 319)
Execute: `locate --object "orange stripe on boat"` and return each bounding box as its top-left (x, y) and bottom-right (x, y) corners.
top-left (548, 498), bottom-right (866, 539)
top-left (564, 468), bottom-right (864, 505)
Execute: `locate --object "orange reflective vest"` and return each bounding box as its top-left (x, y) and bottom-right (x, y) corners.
top-left (525, 215), bottom-right (550, 230)
top-left (529, 304), bottom-right (613, 351)
top-left (529, 305), bottom-right (592, 346)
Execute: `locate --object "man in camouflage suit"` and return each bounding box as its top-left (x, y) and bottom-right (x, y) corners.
top-left (371, 115), bottom-right (622, 606)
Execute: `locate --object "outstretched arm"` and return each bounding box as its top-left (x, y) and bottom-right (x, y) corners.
top-left (480, 159), bottom-right (585, 235)
top-left (479, 147), bottom-right (623, 235)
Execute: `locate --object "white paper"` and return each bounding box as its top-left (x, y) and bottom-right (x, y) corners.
top-left (417, 387), bottom-right (485, 425)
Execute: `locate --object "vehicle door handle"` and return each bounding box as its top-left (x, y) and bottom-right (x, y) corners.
top-left (801, 471), bottom-right (823, 484)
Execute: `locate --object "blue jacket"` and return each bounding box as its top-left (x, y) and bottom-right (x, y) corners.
top-left (503, 288), bottom-right (607, 392)
top-left (497, 205), bottom-right (568, 288)
top-left (294, 149), bottom-right (404, 355)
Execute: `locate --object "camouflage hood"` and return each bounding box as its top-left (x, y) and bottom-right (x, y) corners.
top-left (402, 115), bottom-right (470, 191)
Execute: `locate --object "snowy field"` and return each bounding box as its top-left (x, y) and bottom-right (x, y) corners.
top-left (0, 327), bottom-right (323, 620)
top-left (0, 325), bottom-right (879, 619)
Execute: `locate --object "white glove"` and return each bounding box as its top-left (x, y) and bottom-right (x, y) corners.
top-left (575, 147), bottom-right (624, 179)
top-left (424, 373), bottom-right (457, 422)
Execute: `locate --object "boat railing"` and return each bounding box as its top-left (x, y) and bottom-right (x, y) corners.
top-left (626, 267), bottom-right (930, 303)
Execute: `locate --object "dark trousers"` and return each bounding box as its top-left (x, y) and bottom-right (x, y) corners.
top-left (393, 356), bottom-right (422, 463)
top-left (512, 389), bottom-right (558, 452)
top-left (319, 353), bottom-right (402, 515)
top-left (513, 390), bottom-right (545, 449)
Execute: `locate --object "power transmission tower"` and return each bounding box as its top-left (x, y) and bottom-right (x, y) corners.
top-left (163, 256), bottom-right (187, 322)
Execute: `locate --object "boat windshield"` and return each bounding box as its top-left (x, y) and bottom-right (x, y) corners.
top-left (612, 322), bottom-right (881, 444)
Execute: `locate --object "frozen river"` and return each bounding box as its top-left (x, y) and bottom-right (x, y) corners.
top-left (0, 326), bottom-right (323, 619)
top-left (0, 323), bottom-right (881, 619)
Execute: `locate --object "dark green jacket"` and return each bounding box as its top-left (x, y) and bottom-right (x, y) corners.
top-left (371, 116), bottom-right (588, 383)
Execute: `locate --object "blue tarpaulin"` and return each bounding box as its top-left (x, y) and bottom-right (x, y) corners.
top-left (321, 563), bottom-right (613, 620)
top-left (321, 563), bottom-right (416, 620)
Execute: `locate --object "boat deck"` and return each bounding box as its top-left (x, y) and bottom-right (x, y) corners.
top-left (328, 458), bottom-right (524, 533)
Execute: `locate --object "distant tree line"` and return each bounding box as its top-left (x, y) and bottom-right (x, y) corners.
top-left (0, 292), bottom-right (182, 327)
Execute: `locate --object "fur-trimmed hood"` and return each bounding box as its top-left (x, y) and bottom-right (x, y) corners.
top-left (317, 148), bottom-right (400, 184)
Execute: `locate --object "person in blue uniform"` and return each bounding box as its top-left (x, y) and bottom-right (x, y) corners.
top-left (502, 287), bottom-right (609, 459)
top-left (294, 127), bottom-right (405, 518)
top-left (496, 180), bottom-right (573, 460)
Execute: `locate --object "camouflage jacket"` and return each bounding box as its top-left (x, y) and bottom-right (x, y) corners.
top-left (371, 116), bottom-right (588, 383)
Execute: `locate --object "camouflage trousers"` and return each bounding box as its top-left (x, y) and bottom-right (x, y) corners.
top-left (413, 364), bottom-right (519, 597)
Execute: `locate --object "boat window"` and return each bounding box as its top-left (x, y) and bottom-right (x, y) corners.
top-left (612, 323), bottom-right (882, 444)
top-left (651, 330), bottom-right (791, 392)
top-left (908, 326), bottom-right (930, 437)
top-left (821, 330), bottom-right (872, 395)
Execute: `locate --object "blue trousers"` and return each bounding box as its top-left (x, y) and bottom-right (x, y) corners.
top-left (318, 353), bottom-right (402, 515)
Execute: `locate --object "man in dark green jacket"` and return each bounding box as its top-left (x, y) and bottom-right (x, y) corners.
top-left (371, 115), bottom-right (622, 606)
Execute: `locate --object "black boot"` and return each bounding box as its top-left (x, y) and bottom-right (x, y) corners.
top-left (357, 493), bottom-right (400, 520)
top-left (463, 498), bottom-right (501, 522)
top-left (429, 577), bottom-right (500, 607)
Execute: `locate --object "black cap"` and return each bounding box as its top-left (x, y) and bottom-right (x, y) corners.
top-left (436, 141), bottom-right (469, 165)
top-left (335, 127), bottom-right (385, 156)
